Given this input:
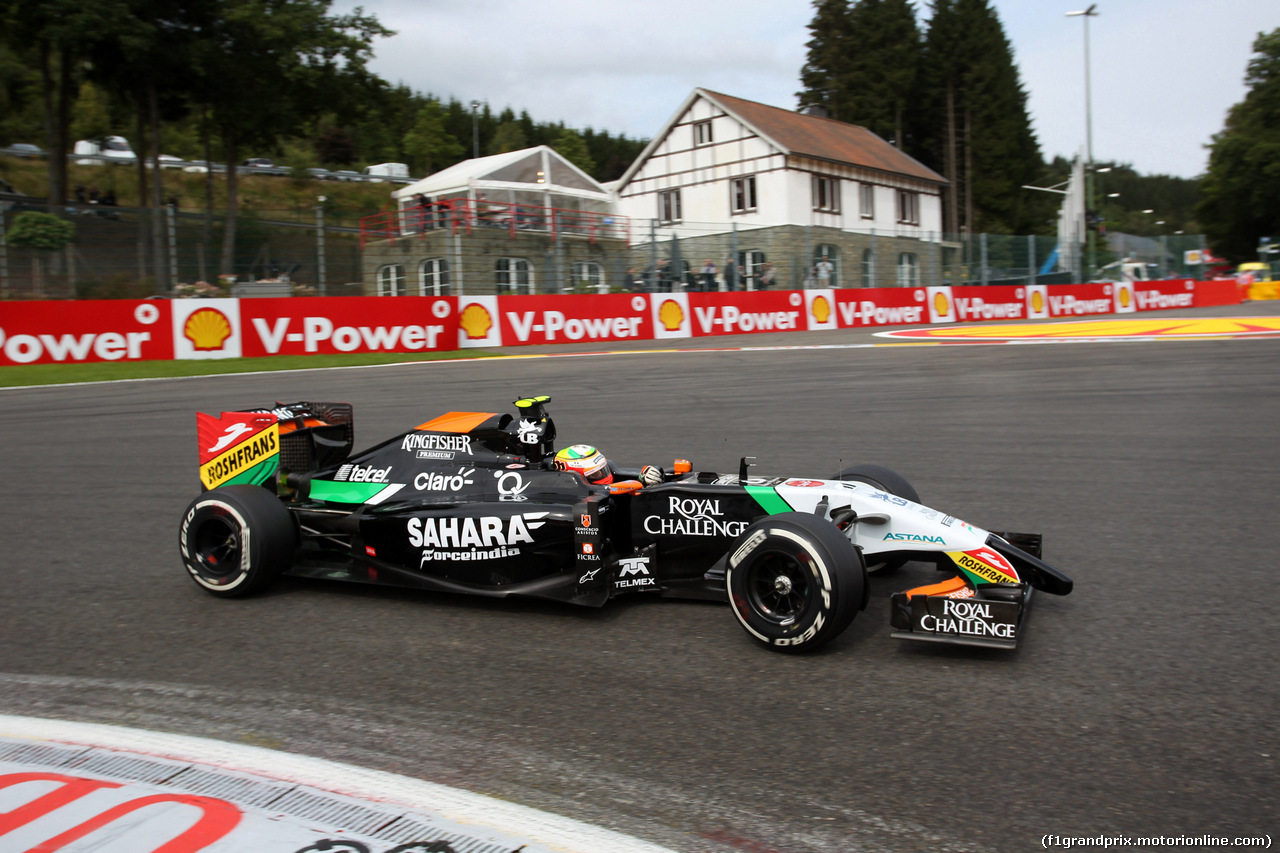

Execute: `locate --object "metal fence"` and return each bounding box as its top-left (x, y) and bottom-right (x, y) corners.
top-left (0, 195), bottom-right (1211, 300)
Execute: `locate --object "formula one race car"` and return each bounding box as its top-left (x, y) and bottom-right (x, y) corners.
top-left (179, 396), bottom-right (1073, 653)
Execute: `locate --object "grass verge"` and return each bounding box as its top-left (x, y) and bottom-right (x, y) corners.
top-left (0, 350), bottom-right (498, 388)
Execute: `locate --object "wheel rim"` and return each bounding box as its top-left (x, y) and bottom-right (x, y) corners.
top-left (746, 550), bottom-right (812, 624)
top-left (192, 513), bottom-right (242, 582)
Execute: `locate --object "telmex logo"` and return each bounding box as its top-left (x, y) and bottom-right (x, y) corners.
top-left (658, 299), bottom-right (684, 331)
top-left (460, 303), bottom-right (493, 339)
top-left (184, 307), bottom-right (233, 351)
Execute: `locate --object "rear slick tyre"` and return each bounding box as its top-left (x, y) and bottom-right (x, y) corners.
top-left (726, 512), bottom-right (864, 653)
top-left (179, 485), bottom-right (295, 598)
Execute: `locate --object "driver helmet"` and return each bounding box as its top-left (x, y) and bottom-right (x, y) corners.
top-left (553, 444), bottom-right (613, 484)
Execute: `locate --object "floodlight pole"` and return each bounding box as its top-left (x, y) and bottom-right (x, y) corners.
top-left (1067, 4), bottom-right (1098, 281)
top-left (470, 101), bottom-right (481, 160)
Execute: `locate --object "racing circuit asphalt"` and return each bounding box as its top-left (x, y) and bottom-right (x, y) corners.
top-left (1, 302), bottom-right (1277, 853)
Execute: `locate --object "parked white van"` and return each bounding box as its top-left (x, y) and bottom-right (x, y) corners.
top-left (362, 162), bottom-right (410, 181)
top-left (73, 135), bottom-right (136, 164)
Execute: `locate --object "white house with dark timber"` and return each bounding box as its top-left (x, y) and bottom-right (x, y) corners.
top-left (613, 88), bottom-right (948, 289)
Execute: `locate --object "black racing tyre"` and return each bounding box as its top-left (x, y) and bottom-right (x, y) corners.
top-left (178, 485), bottom-right (296, 597)
top-left (832, 464), bottom-right (920, 571)
top-left (725, 512), bottom-right (865, 653)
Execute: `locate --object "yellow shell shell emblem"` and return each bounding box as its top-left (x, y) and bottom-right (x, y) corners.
top-left (1119, 286), bottom-right (1131, 307)
top-left (658, 299), bottom-right (684, 331)
top-left (1031, 290), bottom-right (1045, 314)
top-left (933, 291), bottom-right (950, 317)
top-left (459, 303), bottom-right (493, 339)
top-left (811, 295), bottom-right (831, 324)
top-left (183, 308), bottom-right (232, 351)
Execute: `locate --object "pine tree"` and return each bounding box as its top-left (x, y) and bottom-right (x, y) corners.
top-left (837, 0), bottom-right (920, 146)
top-left (913, 0), bottom-right (1046, 234)
top-left (798, 0), bottom-right (854, 118)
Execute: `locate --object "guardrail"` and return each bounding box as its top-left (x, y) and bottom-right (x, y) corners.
top-left (360, 199), bottom-right (630, 248)
top-left (0, 148), bottom-right (413, 184)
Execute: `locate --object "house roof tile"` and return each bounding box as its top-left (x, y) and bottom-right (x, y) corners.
top-left (703, 90), bottom-right (946, 185)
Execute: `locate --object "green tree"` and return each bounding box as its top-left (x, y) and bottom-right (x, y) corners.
top-left (552, 127), bottom-right (595, 175)
top-left (1197, 28), bottom-right (1280, 262)
top-left (7, 210), bottom-right (74, 250)
top-left (487, 120), bottom-right (527, 155)
top-left (402, 99), bottom-right (464, 175)
top-left (914, 0), bottom-right (1047, 234)
top-left (798, 0), bottom-right (854, 119)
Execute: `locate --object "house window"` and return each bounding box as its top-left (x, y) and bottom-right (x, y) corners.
top-left (813, 245), bottom-right (839, 288)
top-left (897, 190), bottom-right (919, 225)
top-left (419, 258), bottom-right (450, 296)
top-left (573, 261), bottom-right (604, 293)
top-left (658, 189), bottom-right (682, 224)
top-left (860, 184), bottom-right (875, 220)
top-left (813, 176), bottom-right (840, 213)
top-left (730, 176), bottom-right (757, 214)
top-left (739, 250), bottom-right (768, 289)
top-left (496, 257), bottom-right (533, 294)
top-left (694, 120), bottom-right (713, 146)
top-left (377, 264), bottom-right (405, 297)
top-left (897, 253), bottom-right (919, 287)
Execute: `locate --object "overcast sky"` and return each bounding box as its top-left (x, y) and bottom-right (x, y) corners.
top-left (330, 0), bottom-right (1278, 179)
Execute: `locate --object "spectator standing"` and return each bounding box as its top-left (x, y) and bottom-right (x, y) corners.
top-left (816, 256), bottom-right (833, 287)
top-left (723, 258), bottom-right (739, 291)
top-left (757, 262), bottom-right (776, 289)
top-left (700, 259), bottom-right (717, 292)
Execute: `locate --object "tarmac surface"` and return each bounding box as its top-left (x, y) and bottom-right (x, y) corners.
top-left (1, 303), bottom-right (1277, 852)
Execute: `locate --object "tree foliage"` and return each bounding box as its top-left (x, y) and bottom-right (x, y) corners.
top-left (800, 0), bottom-right (1050, 234)
top-left (1197, 28), bottom-right (1280, 262)
top-left (7, 211), bottom-right (75, 251)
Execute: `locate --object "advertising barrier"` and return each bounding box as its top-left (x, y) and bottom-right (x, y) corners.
top-left (0, 279), bottom-right (1245, 367)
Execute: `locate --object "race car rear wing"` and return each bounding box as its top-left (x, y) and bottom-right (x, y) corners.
top-left (197, 402), bottom-right (353, 491)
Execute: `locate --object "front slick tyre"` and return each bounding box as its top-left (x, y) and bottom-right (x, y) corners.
top-left (726, 512), bottom-right (864, 653)
top-left (179, 485), bottom-right (295, 598)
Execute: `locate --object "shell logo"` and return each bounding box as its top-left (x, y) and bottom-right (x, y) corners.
top-left (183, 307), bottom-right (232, 351)
top-left (1031, 290), bottom-right (1045, 314)
top-left (658, 299), bottom-right (684, 331)
top-left (459, 303), bottom-right (493, 339)
top-left (933, 291), bottom-right (951, 317)
top-left (811, 294), bottom-right (831, 325)
top-left (1118, 286), bottom-right (1132, 308)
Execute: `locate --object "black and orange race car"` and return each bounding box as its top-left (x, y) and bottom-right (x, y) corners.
top-left (180, 396), bottom-right (1072, 652)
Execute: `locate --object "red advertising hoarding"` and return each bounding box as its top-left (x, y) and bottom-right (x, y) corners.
top-left (0, 299), bottom-right (173, 366)
top-left (493, 293), bottom-right (654, 346)
top-left (830, 287), bottom-right (929, 328)
top-left (686, 290), bottom-right (809, 336)
top-left (238, 296), bottom-right (456, 357)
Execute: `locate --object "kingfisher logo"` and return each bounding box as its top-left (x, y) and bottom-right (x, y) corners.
top-left (184, 308), bottom-right (233, 351)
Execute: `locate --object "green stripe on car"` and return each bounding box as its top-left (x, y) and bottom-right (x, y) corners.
top-left (745, 485), bottom-right (792, 515)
